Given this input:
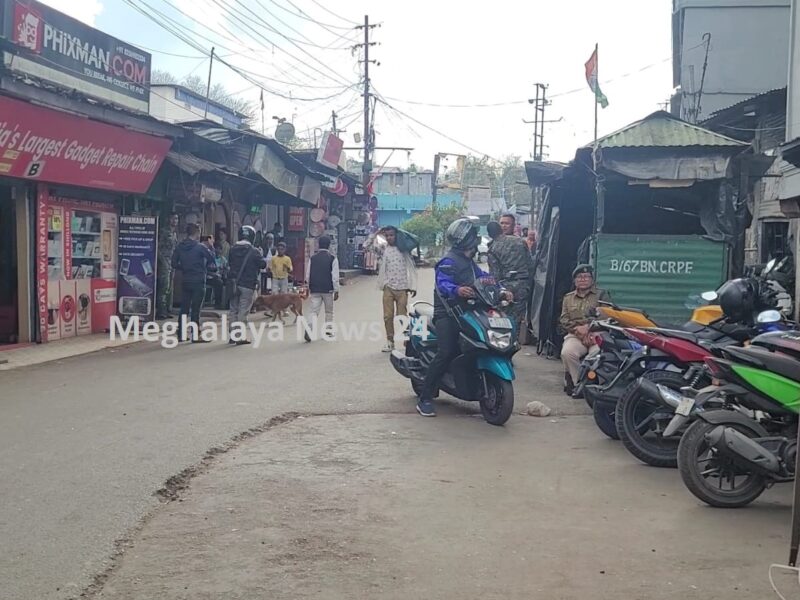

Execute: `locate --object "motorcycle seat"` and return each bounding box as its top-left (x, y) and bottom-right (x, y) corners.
top-left (723, 345), bottom-right (800, 383)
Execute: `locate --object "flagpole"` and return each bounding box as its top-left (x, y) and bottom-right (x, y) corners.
top-left (593, 42), bottom-right (604, 235)
top-left (593, 42), bottom-right (599, 174)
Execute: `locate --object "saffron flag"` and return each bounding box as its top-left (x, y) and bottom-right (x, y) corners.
top-left (585, 48), bottom-right (609, 109)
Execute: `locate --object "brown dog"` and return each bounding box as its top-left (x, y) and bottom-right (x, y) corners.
top-left (251, 293), bottom-right (303, 323)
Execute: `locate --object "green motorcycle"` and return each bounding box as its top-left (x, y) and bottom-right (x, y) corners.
top-left (677, 331), bottom-right (800, 508)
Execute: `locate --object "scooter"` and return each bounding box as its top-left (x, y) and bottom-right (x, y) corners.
top-left (390, 277), bottom-right (519, 426)
top-left (675, 330), bottom-right (800, 508)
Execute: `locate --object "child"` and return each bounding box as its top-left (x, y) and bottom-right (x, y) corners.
top-left (270, 241), bottom-right (293, 294)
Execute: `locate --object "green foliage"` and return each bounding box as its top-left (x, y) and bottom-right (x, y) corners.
top-left (402, 203), bottom-right (464, 247)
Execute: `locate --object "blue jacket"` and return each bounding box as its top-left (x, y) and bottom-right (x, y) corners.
top-left (433, 251), bottom-right (489, 319)
top-left (172, 239), bottom-right (216, 284)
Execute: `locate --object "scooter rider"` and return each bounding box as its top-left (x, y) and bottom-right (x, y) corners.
top-left (416, 218), bottom-right (512, 417)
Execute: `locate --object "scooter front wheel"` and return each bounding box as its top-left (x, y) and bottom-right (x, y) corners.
top-left (480, 374), bottom-right (514, 426)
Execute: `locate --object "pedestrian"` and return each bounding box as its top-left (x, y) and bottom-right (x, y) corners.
top-left (416, 218), bottom-right (511, 417)
top-left (212, 245), bottom-right (229, 309)
top-left (202, 235), bottom-right (224, 310)
top-left (559, 264), bottom-right (610, 395)
top-left (525, 228), bottom-right (537, 257)
top-left (365, 226), bottom-right (418, 352)
top-left (270, 222), bottom-right (283, 244)
top-left (216, 228), bottom-right (231, 261)
top-left (304, 235), bottom-right (340, 342)
top-left (172, 224), bottom-right (216, 342)
top-left (499, 212), bottom-right (518, 236)
top-left (270, 241), bottom-right (293, 294)
top-left (262, 232), bottom-right (276, 291)
top-left (487, 217), bottom-right (532, 341)
top-left (156, 212), bottom-right (179, 319)
top-left (227, 225), bottom-right (267, 345)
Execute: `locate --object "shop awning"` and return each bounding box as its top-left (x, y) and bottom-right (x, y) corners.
top-left (165, 151), bottom-right (239, 177)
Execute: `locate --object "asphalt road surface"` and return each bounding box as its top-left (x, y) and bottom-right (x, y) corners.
top-left (2, 269), bottom-right (793, 600)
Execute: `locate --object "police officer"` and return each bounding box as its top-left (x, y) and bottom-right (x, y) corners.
top-left (156, 212), bottom-right (179, 319)
top-left (559, 264), bottom-right (610, 395)
top-left (487, 220), bottom-right (532, 339)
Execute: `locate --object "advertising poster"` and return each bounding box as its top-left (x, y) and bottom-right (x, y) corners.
top-left (117, 215), bottom-right (157, 321)
top-left (59, 279), bottom-right (76, 338)
top-left (75, 279), bottom-right (92, 335)
top-left (287, 206), bottom-right (306, 232)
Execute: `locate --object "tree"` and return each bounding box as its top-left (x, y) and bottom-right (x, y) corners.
top-left (151, 69), bottom-right (177, 85)
top-left (401, 203), bottom-right (463, 250)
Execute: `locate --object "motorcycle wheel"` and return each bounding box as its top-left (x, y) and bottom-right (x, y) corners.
top-left (480, 374), bottom-right (514, 426)
top-left (592, 402), bottom-right (619, 440)
top-left (677, 419), bottom-right (767, 508)
top-left (615, 370), bottom-right (685, 468)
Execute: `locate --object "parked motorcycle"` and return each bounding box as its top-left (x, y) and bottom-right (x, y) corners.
top-left (390, 277), bottom-right (518, 426)
top-left (612, 260), bottom-right (793, 466)
top-left (580, 300), bottom-right (734, 441)
top-left (675, 330), bottom-right (800, 508)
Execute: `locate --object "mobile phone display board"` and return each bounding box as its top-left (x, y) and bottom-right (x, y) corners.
top-left (117, 216), bottom-right (158, 321)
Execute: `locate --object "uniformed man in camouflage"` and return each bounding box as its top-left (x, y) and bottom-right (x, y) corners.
top-left (559, 264), bottom-right (610, 394)
top-left (487, 217), bottom-right (532, 337)
top-left (156, 212), bottom-right (179, 319)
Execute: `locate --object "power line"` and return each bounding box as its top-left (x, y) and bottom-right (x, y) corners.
top-left (262, 0), bottom-right (354, 31)
top-left (122, 0), bottom-right (358, 99)
top-left (375, 94), bottom-right (498, 161)
top-left (305, 0), bottom-right (361, 26)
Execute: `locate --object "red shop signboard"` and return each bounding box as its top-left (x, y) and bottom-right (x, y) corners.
top-left (0, 95), bottom-right (172, 193)
top-left (287, 206), bottom-right (306, 232)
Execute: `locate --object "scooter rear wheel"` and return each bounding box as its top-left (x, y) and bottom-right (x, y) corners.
top-left (480, 374), bottom-right (514, 426)
top-left (677, 419), bottom-right (767, 508)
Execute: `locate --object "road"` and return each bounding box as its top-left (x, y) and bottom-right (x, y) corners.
top-left (1, 268), bottom-right (794, 599)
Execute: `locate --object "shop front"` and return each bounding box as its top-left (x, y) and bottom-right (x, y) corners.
top-left (0, 94), bottom-right (172, 343)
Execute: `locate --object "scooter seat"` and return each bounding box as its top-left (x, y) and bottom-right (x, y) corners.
top-left (723, 345), bottom-right (800, 384)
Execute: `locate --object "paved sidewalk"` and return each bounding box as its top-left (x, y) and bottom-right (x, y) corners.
top-left (0, 333), bottom-right (146, 371)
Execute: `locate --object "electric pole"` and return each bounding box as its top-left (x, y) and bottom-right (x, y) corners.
top-left (204, 47), bottom-right (215, 119)
top-left (331, 110), bottom-right (338, 136)
top-left (355, 16), bottom-right (378, 191)
top-left (523, 83), bottom-right (561, 161)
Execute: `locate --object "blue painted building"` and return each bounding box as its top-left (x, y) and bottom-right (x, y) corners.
top-left (372, 168), bottom-right (461, 228)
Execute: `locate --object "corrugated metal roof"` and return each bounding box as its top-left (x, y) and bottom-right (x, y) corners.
top-left (166, 151), bottom-right (232, 176)
top-left (704, 87), bottom-right (786, 120)
top-left (593, 111), bottom-right (747, 149)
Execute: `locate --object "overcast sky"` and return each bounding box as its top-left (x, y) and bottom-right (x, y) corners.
top-left (41, 0), bottom-right (676, 170)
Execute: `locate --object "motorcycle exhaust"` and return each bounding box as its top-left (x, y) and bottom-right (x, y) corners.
top-left (704, 426), bottom-right (780, 475)
top-left (635, 378), bottom-right (680, 408)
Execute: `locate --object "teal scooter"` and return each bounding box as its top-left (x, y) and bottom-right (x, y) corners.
top-left (390, 277), bottom-right (518, 426)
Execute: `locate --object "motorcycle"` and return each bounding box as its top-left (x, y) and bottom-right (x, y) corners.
top-left (675, 330), bottom-right (800, 508)
top-left (617, 260), bottom-right (794, 467)
top-left (390, 276), bottom-right (518, 426)
top-left (581, 301), bottom-right (737, 442)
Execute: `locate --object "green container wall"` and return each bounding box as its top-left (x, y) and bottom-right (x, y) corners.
top-left (593, 234), bottom-right (728, 326)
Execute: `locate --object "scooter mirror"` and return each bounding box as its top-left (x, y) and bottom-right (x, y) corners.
top-left (757, 309), bottom-right (782, 324)
top-left (701, 291), bottom-right (719, 302)
top-left (764, 258), bottom-right (777, 275)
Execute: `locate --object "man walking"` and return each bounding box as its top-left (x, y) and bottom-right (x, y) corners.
top-left (156, 212), bottom-right (179, 319)
top-left (366, 226), bottom-right (417, 352)
top-left (270, 241), bottom-right (293, 294)
top-left (304, 235), bottom-right (340, 342)
top-left (172, 224), bottom-right (216, 342)
top-left (487, 217), bottom-right (532, 341)
top-left (560, 264), bottom-right (610, 395)
top-left (227, 225), bottom-right (266, 345)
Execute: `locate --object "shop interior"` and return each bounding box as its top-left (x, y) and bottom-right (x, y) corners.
top-left (0, 184), bottom-right (18, 344)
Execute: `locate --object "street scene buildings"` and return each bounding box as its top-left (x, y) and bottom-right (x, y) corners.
top-left (2, 1), bottom-right (800, 599)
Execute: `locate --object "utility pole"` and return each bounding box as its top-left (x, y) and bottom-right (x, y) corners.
top-left (331, 110), bottom-right (338, 136)
top-left (355, 16), bottom-right (378, 191)
top-left (204, 47), bottom-right (215, 119)
top-left (523, 83), bottom-right (560, 161)
top-left (432, 153), bottom-right (442, 206)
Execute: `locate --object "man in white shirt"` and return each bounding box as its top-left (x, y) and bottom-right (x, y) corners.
top-left (367, 226), bottom-right (418, 352)
top-left (304, 235), bottom-right (340, 342)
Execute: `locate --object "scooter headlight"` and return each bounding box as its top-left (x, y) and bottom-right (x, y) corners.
top-left (488, 330), bottom-right (512, 350)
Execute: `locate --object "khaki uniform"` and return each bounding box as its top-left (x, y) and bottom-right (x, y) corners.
top-left (559, 286), bottom-right (610, 382)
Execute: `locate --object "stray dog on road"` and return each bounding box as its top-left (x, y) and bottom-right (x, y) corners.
top-left (252, 293), bottom-right (303, 323)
